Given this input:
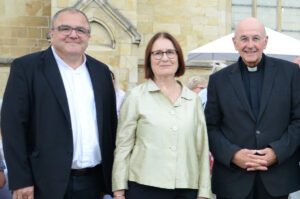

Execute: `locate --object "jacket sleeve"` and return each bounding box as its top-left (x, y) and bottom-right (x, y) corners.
top-left (1, 59), bottom-right (34, 190)
top-left (112, 89), bottom-right (138, 191)
top-left (269, 65), bottom-right (300, 164)
top-left (205, 74), bottom-right (241, 167)
top-left (196, 98), bottom-right (212, 198)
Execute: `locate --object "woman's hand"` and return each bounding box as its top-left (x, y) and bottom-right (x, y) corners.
top-left (113, 190), bottom-right (125, 199)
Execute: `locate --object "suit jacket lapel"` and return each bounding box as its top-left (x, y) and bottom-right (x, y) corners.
top-left (229, 63), bottom-right (256, 121)
top-left (257, 57), bottom-right (277, 121)
top-left (86, 58), bottom-right (104, 143)
top-left (42, 47), bottom-right (71, 127)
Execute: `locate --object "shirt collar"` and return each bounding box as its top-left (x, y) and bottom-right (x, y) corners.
top-left (147, 79), bottom-right (160, 92)
top-left (146, 79), bottom-right (193, 100)
top-left (180, 86), bottom-right (193, 100)
top-left (239, 53), bottom-right (265, 72)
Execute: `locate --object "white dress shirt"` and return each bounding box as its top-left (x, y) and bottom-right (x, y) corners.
top-left (198, 88), bottom-right (207, 109)
top-left (115, 88), bottom-right (125, 118)
top-left (51, 46), bottom-right (101, 169)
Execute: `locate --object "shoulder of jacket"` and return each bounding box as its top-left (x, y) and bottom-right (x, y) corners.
top-left (265, 55), bottom-right (298, 71)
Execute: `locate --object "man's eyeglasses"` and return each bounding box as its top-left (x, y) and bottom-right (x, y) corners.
top-left (151, 49), bottom-right (177, 60)
top-left (52, 25), bottom-right (90, 36)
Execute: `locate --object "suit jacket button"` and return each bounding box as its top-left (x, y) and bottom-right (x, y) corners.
top-left (256, 130), bottom-right (261, 135)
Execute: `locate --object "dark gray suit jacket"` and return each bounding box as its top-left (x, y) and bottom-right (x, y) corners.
top-left (205, 55), bottom-right (300, 198)
top-left (1, 47), bottom-right (117, 199)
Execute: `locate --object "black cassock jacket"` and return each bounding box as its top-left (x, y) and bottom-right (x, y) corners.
top-left (205, 55), bottom-right (300, 198)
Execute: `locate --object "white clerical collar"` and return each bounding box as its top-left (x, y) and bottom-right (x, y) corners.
top-left (247, 66), bottom-right (257, 72)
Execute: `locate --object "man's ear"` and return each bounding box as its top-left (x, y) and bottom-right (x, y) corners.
top-left (232, 37), bottom-right (238, 50)
top-left (49, 29), bottom-right (54, 39)
top-left (263, 35), bottom-right (269, 50)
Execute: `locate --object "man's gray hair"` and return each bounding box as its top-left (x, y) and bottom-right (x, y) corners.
top-left (50, 7), bottom-right (91, 31)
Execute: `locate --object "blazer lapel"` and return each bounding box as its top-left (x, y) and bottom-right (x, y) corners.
top-left (86, 58), bottom-right (104, 143)
top-left (257, 57), bottom-right (277, 121)
top-left (42, 47), bottom-right (71, 127)
top-left (229, 63), bottom-right (256, 121)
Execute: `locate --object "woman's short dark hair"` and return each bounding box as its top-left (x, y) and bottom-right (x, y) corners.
top-left (144, 32), bottom-right (185, 79)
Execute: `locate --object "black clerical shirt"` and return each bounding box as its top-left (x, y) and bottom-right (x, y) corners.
top-left (239, 54), bottom-right (265, 120)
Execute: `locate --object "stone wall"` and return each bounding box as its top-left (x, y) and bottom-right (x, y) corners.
top-left (0, 0), bottom-right (51, 98)
top-left (0, 0), bottom-right (51, 58)
top-left (0, 0), bottom-right (232, 97)
top-left (137, 0), bottom-right (230, 59)
top-left (136, 0), bottom-right (231, 85)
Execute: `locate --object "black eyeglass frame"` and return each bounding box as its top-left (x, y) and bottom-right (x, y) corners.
top-left (52, 25), bottom-right (91, 36)
top-left (151, 49), bottom-right (177, 60)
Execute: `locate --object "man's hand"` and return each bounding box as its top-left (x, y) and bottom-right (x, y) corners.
top-left (247, 147), bottom-right (277, 171)
top-left (113, 190), bottom-right (125, 199)
top-left (13, 186), bottom-right (34, 199)
top-left (232, 149), bottom-right (268, 170)
top-left (0, 171), bottom-right (6, 189)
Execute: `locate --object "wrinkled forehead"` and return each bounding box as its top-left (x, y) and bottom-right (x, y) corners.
top-left (234, 18), bottom-right (266, 38)
top-left (235, 27), bottom-right (266, 39)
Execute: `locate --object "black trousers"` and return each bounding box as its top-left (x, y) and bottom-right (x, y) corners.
top-left (126, 181), bottom-right (198, 199)
top-left (64, 165), bottom-right (105, 199)
top-left (217, 175), bottom-right (288, 199)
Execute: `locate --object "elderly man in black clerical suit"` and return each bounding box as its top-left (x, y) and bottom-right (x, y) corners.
top-left (205, 17), bottom-right (300, 199)
top-left (1, 7), bottom-right (117, 199)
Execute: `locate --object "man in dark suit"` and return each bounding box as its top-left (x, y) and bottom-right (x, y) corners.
top-left (205, 17), bottom-right (300, 199)
top-left (1, 7), bottom-right (117, 199)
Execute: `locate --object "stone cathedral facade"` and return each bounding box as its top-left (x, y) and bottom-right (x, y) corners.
top-left (0, 0), bottom-right (232, 97)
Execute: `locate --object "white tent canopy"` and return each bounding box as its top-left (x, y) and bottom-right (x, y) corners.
top-left (187, 27), bottom-right (300, 63)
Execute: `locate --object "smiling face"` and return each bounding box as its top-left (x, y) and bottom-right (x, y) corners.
top-left (233, 17), bottom-right (268, 67)
top-left (150, 37), bottom-right (179, 79)
top-left (50, 10), bottom-right (90, 61)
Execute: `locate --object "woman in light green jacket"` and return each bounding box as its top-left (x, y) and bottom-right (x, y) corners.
top-left (112, 32), bottom-right (211, 199)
